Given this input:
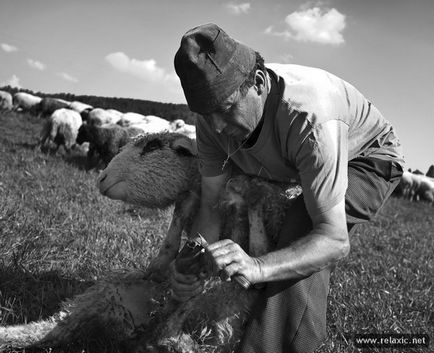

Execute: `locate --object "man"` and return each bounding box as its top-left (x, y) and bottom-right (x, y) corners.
top-left (171, 23), bottom-right (404, 353)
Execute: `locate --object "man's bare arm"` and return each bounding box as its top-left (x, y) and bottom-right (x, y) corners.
top-left (207, 198), bottom-right (350, 284)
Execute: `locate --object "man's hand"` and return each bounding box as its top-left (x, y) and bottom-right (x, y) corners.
top-left (169, 260), bottom-right (204, 302)
top-left (206, 239), bottom-right (264, 285)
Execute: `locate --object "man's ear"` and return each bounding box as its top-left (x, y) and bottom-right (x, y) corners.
top-left (254, 69), bottom-right (266, 95)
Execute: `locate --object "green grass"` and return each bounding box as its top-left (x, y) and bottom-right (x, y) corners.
top-left (0, 111), bottom-right (432, 352)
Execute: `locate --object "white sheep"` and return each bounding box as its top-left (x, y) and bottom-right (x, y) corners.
top-left (40, 108), bottom-right (82, 152)
top-left (12, 92), bottom-right (42, 113)
top-left (0, 90), bottom-right (13, 111)
top-left (0, 133), bottom-right (301, 352)
top-left (68, 101), bottom-right (93, 114)
top-left (170, 119), bottom-right (196, 139)
top-left (117, 112), bottom-right (148, 126)
top-left (85, 108), bottom-right (122, 125)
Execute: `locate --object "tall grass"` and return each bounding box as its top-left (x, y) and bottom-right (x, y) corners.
top-left (0, 111), bottom-right (432, 352)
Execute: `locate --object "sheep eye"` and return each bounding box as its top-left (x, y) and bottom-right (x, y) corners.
top-left (141, 139), bottom-right (163, 155)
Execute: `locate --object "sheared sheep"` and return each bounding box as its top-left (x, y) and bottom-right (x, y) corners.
top-left (40, 108), bottom-right (82, 153)
top-left (0, 133), bottom-right (301, 352)
top-left (76, 123), bottom-right (143, 169)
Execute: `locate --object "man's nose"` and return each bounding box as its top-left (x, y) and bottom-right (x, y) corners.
top-left (211, 115), bottom-right (227, 134)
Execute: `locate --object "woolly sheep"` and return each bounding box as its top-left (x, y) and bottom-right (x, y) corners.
top-left (76, 123), bottom-right (143, 169)
top-left (0, 133), bottom-right (301, 351)
top-left (0, 90), bottom-right (13, 111)
top-left (12, 92), bottom-right (42, 113)
top-left (117, 112), bottom-right (148, 126)
top-left (118, 114), bottom-right (172, 134)
top-left (170, 118), bottom-right (196, 139)
top-left (416, 175), bottom-right (434, 203)
top-left (40, 108), bottom-right (82, 152)
top-left (85, 108), bottom-right (122, 125)
top-left (69, 101), bottom-right (93, 114)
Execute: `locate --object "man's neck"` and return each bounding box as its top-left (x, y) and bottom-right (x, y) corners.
top-left (242, 72), bottom-right (274, 148)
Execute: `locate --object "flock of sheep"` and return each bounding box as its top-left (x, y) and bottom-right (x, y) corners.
top-left (395, 168), bottom-right (434, 204)
top-left (0, 89), bottom-right (196, 169)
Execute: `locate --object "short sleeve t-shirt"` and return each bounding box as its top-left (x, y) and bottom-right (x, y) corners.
top-left (196, 64), bottom-right (405, 218)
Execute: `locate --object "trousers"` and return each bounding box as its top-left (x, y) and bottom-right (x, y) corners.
top-left (237, 157), bottom-right (403, 353)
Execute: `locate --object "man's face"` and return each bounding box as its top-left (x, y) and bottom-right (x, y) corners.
top-left (203, 85), bottom-right (264, 143)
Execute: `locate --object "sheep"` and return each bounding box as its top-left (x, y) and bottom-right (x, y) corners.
top-left (416, 175), bottom-right (434, 204)
top-left (170, 118), bottom-right (196, 139)
top-left (117, 113), bottom-right (172, 134)
top-left (69, 101), bottom-right (93, 114)
top-left (12, 92), bottom-right (42, 113)
top-left (0, 133), bottom-right (301, 352)
top-left (36, 97), bottom-right (71, 118)
top-left (75, 123), bottom-right (143, 169)
top-left (85, 108), bottom-right (123, 125)
top-left (40, 108), bottom-right (82, 153)
top-left (117, 112), bottom-right (148, 126)
top-left (0, 90), bottom-right (13, 111)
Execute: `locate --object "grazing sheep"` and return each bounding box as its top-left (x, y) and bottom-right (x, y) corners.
top-left (86, 108), bottom-right (122, 125)
top-left (40, 108), bottom-right (82, 152)
top-left (12, 92), bottom-right (42, 113)
top-left (170, 119), bottom-right (196, 139)
top-left (0, 90), bottom-right (13, 111)
top-left (36, 97), bottom-right (71, 118)
top-left (0, 132), bottom-right (301, 352)
top-left (76, 123), bottom-right (142, 169)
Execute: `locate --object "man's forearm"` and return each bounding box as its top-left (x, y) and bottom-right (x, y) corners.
top-left (256, 224), bottom-right (350, 282)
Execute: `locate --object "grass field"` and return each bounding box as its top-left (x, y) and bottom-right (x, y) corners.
top-left (0, 111), bottom-right (432, 353)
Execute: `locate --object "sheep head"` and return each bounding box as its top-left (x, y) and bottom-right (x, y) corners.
top-left (97, 132), bottom-right (199, 209)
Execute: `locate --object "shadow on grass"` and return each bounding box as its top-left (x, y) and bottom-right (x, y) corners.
top-left (0, 266), bottom-right (94, 326)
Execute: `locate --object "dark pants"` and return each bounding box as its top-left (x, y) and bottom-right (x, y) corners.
top-left (237, 157), bottom-right (403, 353)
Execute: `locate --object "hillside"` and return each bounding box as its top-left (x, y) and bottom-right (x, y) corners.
top-left (0, 85), bottom-right (201, 125)
top-left (0, 110), bottom-right (432, 352)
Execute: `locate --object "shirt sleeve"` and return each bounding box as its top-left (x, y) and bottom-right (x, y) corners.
top-left (195, 115), bottom-right (230, 177)
top-left (295, 120), bottom-right (349, 218)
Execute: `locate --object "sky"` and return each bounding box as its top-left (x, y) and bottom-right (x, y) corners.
top-left (1, 0), bottom-right (433, 171)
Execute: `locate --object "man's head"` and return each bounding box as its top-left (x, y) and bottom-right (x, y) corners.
top-left (174, 23), bottom-right (269, 142)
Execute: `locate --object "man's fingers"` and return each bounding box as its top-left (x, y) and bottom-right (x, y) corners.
top-left (206, 239), bottom-right (238, 253)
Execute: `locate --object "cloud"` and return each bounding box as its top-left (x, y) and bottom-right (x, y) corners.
top-left (27, 59), bottom-right (46, 71)
top-left (224, 2), bottom-right (251, 15)
top-left (1, 43), bottom-right (18, 53)
top-left (57, 72), bottom-right (78, 83)
top-left (105, 52), bottom-right (176, 83)
top-left (265, 7), bottom-right (346, 45)
top-left (1, 74), bottom-right (21, 88)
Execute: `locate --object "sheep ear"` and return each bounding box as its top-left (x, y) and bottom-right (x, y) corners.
top-left (171, 137), bottom-right (198, 156)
